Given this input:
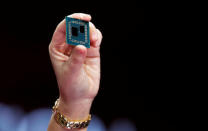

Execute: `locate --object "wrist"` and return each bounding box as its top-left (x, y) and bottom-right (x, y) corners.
top-left (58, 97), bottom-right (93, 120)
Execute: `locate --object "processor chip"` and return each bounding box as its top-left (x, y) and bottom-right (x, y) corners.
top-left (66, 17), bottom-right (90, 48)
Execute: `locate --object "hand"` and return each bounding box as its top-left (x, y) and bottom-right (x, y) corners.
top-left (49, 13), bottom-right (102, 119)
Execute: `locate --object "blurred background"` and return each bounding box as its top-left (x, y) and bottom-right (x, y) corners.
top-left (0, 2), bottom-right (176, 131)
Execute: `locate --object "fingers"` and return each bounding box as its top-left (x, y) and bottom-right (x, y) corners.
top-left (49, 13), bottom-right (103, 62)
top-left (50, 13), bottom-right (91, 46)
top-left (50, 12), bottom-right (101, 49)
top-left (86, 28), bottom-right (103, 58)
top-left (51, 19), bottom-right (66, 46)
top-left (89, 22), bottom-right (103, 48)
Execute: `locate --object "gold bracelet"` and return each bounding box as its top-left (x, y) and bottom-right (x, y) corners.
top-left (52, 98), bottom-right (91, 129)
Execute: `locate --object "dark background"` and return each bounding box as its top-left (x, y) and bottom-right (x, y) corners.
top-left (0, 3), bottom-right (177, 131)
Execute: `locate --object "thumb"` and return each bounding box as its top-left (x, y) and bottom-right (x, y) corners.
top-left (65, 45), bottom-right (87, 74)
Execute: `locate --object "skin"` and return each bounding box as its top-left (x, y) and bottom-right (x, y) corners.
top-left (47, 13), bottom-right (103, 131)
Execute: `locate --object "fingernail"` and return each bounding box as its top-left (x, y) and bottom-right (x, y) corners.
top-left (86, 13), bottom-right (91, 17)
top-left (93, 29), bottom-right (98, 41)
top-left (90, 23), bottom-right (98, 41)
top-left (95, 29), bottom-right (100, 47)
top-left (90, 22), bottom-right (95, 28)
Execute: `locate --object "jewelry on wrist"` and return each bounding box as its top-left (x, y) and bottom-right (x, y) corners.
top-left (52, 98), bottom-right (91, 130)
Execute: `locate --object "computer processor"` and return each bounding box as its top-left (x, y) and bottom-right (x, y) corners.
top-left (66, 17), bottom-right (90, 48)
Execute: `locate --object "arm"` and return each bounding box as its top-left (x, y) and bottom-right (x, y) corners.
top-left (47, 13), bottom-right (103, 131)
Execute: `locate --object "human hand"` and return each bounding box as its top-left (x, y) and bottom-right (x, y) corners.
top-left (49, 13), bottom-right (102, 119)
